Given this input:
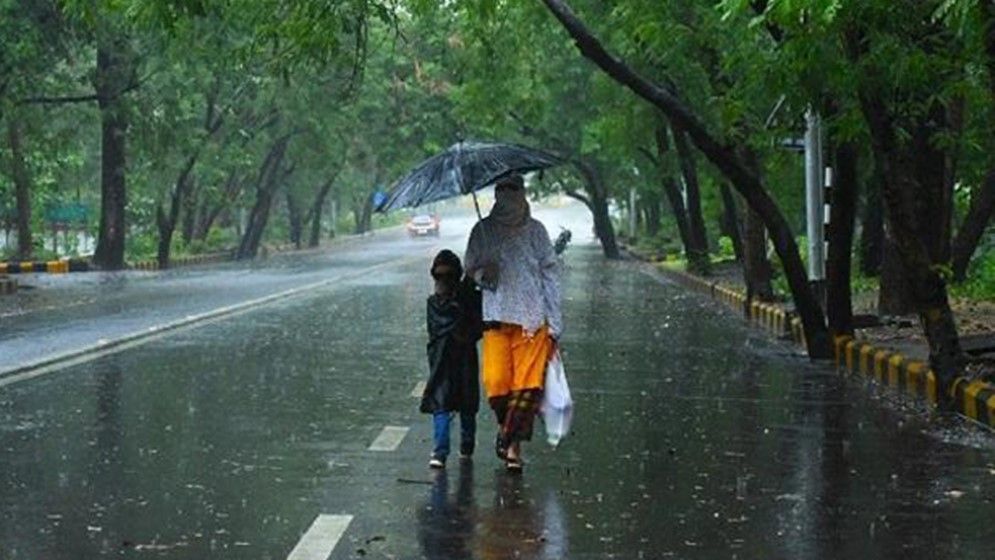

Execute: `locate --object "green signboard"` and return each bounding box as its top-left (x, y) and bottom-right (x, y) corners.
top-left (44, 203), bottom-right (89, 225)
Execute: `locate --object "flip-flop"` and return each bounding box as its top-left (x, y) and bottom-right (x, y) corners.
top-left (495, 434), bottom-right (508, 460)
top-left (505, 457), bottom-right (524, 473)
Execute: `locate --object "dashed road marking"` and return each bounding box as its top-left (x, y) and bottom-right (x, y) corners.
top-left (287, 514), bottom-right (352, 560)
top-left (410, 380), bottom-right (426, 398)
top-left (368, 426), bottom-right (409, 451)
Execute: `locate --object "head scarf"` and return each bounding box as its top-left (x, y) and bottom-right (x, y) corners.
top-left (489, 176), bottom-right (530, 229)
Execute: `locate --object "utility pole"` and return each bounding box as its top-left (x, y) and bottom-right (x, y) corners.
top-left (805, 110), bottom-right (826, 305)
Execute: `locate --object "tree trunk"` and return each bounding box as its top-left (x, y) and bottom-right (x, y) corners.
top-left (308, 180), bottom-right (334, 248)
top-left (590, 190), bottom-right (619, 259)
top-left (859, 164), bottom-right (884, 276)
top-left (541, 0), bottom-right (829, 357)
top-left (286, 191), bottom-right (303, 249)
top-left (181, 182), bottom-right (198, 245)
top-left (654, 124), bottom-right (692, 251)
top-left (7, 118), bottom-right (33, 261)
top-left (156, 153), bottom-right (197, 269)
top-left (92, 32), bottom-right (133, 271)
top-left (951, 171), bottom-right (995, 281)
top-left (353, 192), bottom-right (374, 235)
top-left (574, 160), bottom-right (620, 259)
top-left (236, 136), bottom-right (290, 260)
top-left (672, 126), bottom-right (710, 274)
top-left (643, 188), bottom-right (661, 237)
top-left (825, 141), bottom-right (858, 335)
top-left (856, 82), bottom-right (966, 389)
top-left (877, 110), bottom-right (950, 316)
top-left (913, 104), bottom-right (954, 265)
top-left (329, 197), bottom-right (338, 239)
top-left (878, 228), bottom-right (914, 315)
top-left (195, 170), bottom-right (241, 241)
top-left (743, 208), bottom-right (774, 301)
top-left (719, 183), bottom-right (744, 261)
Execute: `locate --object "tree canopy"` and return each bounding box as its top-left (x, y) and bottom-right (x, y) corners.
top-left (4, 0), bottom-right (995, 389)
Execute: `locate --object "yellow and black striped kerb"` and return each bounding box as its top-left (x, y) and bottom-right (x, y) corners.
top-left (649, 256), bottom-right (994, 430)
top-left (833, 335), bottom-right (939, 405)
top-left (128, 252), bottom-right (232, 271)
top-left (951, 378), bottom-right (995, 428)
top-left (0, 260), bottom-right (76, 274)
top-left (0, 260), bottom-right (89, 274)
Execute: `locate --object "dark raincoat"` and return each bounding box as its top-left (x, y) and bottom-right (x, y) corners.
top-left (420, 279), bottom-right (482, 414)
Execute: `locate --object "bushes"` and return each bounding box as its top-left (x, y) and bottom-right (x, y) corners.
top-left (951, 247), bottom-right (995, 301)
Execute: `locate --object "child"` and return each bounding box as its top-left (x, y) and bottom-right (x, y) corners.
top-left (421, 250), bottom-right (482, 469)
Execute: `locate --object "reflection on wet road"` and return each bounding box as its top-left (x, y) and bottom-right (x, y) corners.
top-left (2, 204), bottom-right (995, 558)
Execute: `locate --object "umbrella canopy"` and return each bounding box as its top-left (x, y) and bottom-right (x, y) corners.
top-left (375, 141), bottom-right (562, 213)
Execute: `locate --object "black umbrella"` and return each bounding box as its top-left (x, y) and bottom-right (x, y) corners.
top-left (374, 141), bottom-right (562, 217)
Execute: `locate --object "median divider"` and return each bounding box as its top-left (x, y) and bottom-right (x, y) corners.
top-left (630, 250), bottom-right (995, 431)
top-left (128, 252), bottom-right (231, 271)
top-left (4, 226), bottom-right (406, 275)
top-left (0, 260), bottom-right (86, 274)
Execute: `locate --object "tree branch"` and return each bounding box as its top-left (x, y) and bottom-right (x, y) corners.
top-left (564, 189), bottom-right (592, 209)
top-left (637, 146), bottom-right (658, 166)
top-left (17, 71), bottom-right (150, 106)
top-left (17, 92), bottom-right (101, 105)
top-left (540, 0), bottom-right (831, 358)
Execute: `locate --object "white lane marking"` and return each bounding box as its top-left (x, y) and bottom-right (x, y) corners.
top-left (368, 426), bottom-right (409, 451)
top-left (410, 380), bottom-right (426, 398)
top-left (287, 514), bottom-right (353, 560)
top-left (0, 255), bottom-right (422, 388)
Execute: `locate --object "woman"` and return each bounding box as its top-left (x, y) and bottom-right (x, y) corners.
top-left (464, 173), bottom-right (562, 472)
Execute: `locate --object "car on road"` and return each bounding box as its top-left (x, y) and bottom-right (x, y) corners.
top-left (406, 213), bottom-right (440, 237)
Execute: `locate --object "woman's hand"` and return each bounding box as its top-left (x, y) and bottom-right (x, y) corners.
top-left (478, 262), bottom-right (500, 290)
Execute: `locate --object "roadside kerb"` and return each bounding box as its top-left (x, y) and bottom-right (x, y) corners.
top-left (0, 254), bottom-right (421, 387)
top-left (0, 260), bottom-right (86, 274)
top-left (634, 252), bottom-right (995, 430)
top-left (652, 264), bottom-right (799, 343)
top-left (2, 225), bottom-right (406, 275)
top-left (128, 252), bottom-right (231, 271)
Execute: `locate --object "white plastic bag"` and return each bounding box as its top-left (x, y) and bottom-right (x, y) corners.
top-left (541, 351), bottom-right (573, 447)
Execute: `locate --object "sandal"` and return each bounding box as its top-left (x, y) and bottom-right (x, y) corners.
top-left (505, 457), bottom-right (524, 473)
top-left (495, 434), bottom-right (508, 460)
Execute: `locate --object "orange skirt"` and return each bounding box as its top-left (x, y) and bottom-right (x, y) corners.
top-left (481, 324), bottom-right (553, 398)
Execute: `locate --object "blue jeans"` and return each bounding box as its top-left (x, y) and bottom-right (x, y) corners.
top-left (432, 411), bottom-right (476, 461)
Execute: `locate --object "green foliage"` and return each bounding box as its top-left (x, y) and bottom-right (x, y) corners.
top-left (951, 247), bottom-right (995, 301)
top-left (2, 0), bottom-right (995, 311)
top-left (717, 236), bottom-right (736, 259)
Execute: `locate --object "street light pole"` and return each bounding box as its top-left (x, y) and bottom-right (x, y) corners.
top-left (805, 110), bottom-right (826, 304)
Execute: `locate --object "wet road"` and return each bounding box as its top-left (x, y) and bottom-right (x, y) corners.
top-left (3, 205), bottom-right (995, 559)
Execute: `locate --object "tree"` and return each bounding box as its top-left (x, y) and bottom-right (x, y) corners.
top-left (6, 116), bottom-right (33, 260)
top-left (438, 1), bottom-right (630, 258)
top-left (539, 0), bottom-right (831, 358)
